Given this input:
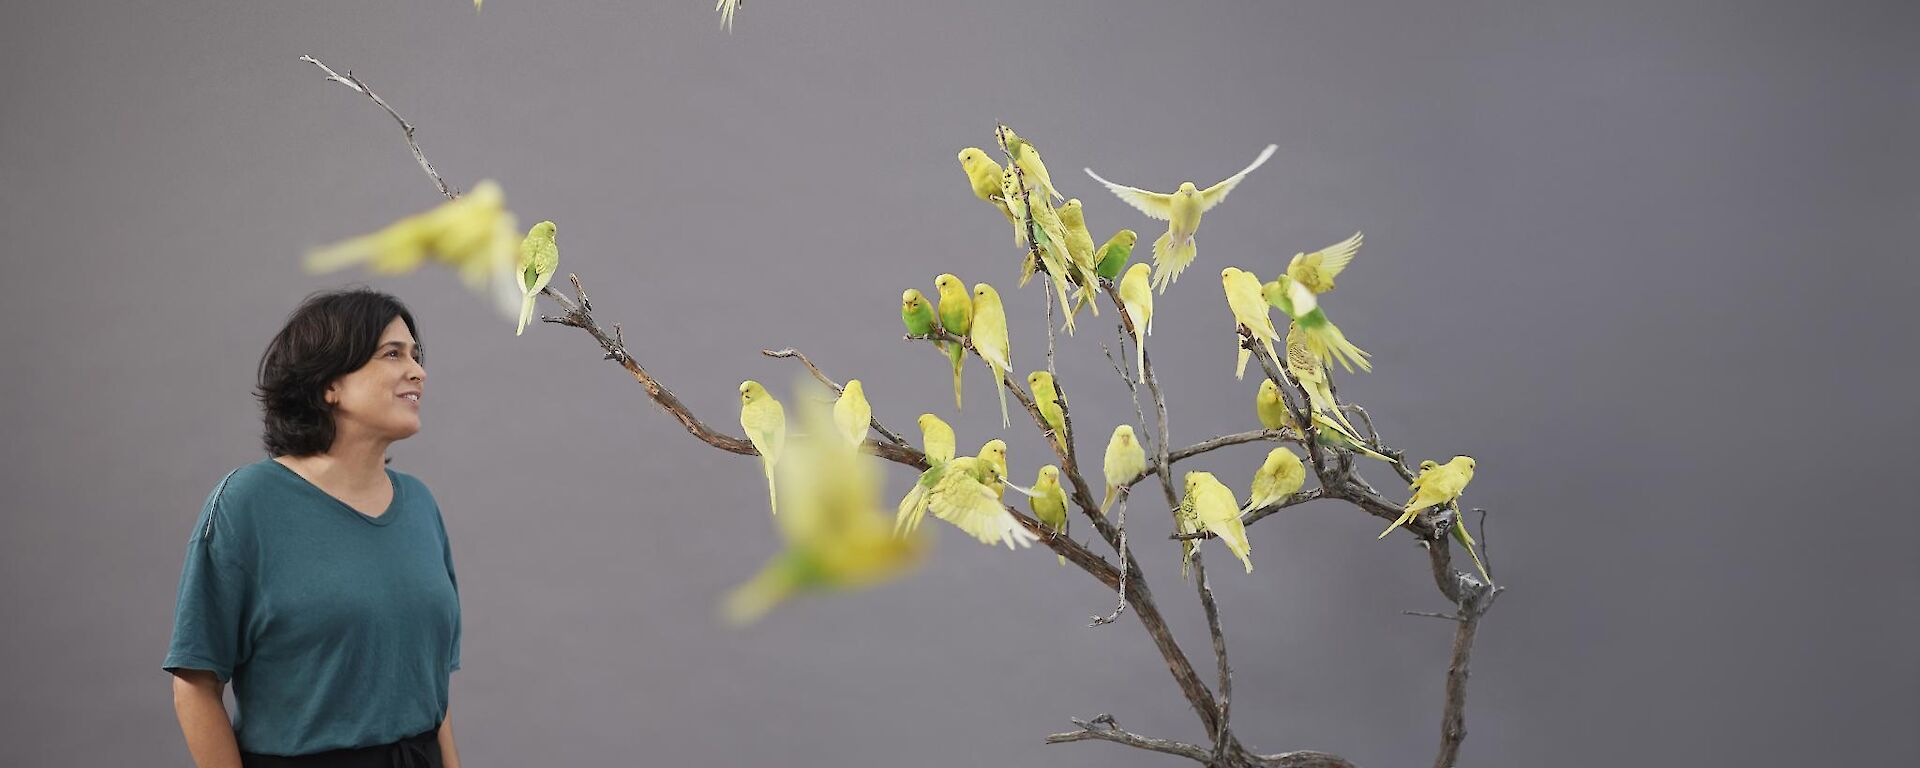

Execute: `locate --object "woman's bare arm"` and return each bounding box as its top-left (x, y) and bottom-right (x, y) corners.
top-left (438, 706), bottom-right (460, 768)
top-left (171, 669), bottom-right (243, 768)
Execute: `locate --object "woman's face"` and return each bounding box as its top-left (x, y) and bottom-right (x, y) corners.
top-left (324, 316), bottom-right (426, 442)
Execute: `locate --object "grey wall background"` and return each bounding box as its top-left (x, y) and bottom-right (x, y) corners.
top-left (3, 0), bottom-right (1915, 765)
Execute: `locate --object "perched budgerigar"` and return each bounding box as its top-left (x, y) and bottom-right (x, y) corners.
top-left (1017, 180), bottom-right (1083, 331)
top-left (934, 274), bottom-right (973, 411)
top-left (304, 179), bottom-right (522, 323)
top-left (1222, 267), bottom-right (1280, 380)
top-left (723, 389), bottom-right (927, 625)
top-left (1030, 465), bottom-right (1070, 566)
top-left (833, 379), bottom-right (872, 448)
top-left (1286, 231), bottom-right (1364, 294)
top-left (1119, 263), bottom-right (1155, 376)
top-left (1178, 471), bottom-right (1254, 574)
top-left (739, 380), bottom-right (787, 515)
top-left (1055, 200), bottom-right (1104, 310)
top-left (1243, 448), bottom-right (1306, 514)
top-left (917, 413), bottom-right (956, 465)
top-left (901, 288), bottom-right (942, 356)
top-left (977, 439), bottom-right (1009, 502)
top-left (1095, 229), bottom-right (1138, 281)
top-left (999, 125), bottom-right (1063, 201)
top-left (1100, 425), bottom-right (1146, 515)
top-left (1264, 275), bottom-right (1371, 373)
top-left (898, 456), bottom-right (1038, 549)
top-left (959, 148), bottom-right (1022, 243)
top-left (1084, 144), bottom-right (1277, 293)
top-left (1256, 378), bottom-right (1297, 431)
top-left (1028, 371), bottom-right (1067, 450)
top-left (970, 283), bottom-right (1014, 429)
top-left (1380, 456), bottom-right (1476, 539)
top-left (514, 221), bottom-right (558, 336)
top-left (1286, 322), bottom-right (1360, 434)
top-left (1308, 410), bottom-right (1396, 463)
top-left (895, 414), bottom-right (957, 536)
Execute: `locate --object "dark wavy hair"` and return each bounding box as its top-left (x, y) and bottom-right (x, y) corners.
top-left (255, 287), bottom-right (421, 459)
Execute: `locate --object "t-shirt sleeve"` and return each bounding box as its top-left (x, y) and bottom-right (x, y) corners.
top-left (163, 471), bottom-right (254, 683)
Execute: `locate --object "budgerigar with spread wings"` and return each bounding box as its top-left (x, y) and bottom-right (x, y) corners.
top-left (1084, 144), bottom-right (1277, 293)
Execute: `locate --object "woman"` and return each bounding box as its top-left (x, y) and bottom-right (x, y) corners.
top-left (165, 288), bottom-right (463, 768)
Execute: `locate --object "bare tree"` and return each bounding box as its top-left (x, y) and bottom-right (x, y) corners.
top-left (301, 55), bottom-right (1504, 768)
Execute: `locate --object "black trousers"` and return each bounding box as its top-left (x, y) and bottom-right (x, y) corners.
top-left (239, 725), bottom-right (441, 768)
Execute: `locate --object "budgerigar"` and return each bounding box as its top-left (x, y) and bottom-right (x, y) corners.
top-left (1028, 371), bottom-right (1067, 450)
top-left (898, 456), bottom-right (1038, 549)
top-left (999, 125), bottom-right (1063, 201)
top-left (934, 274), bottom-right (973, 411)
top-left (1055, 199), bottom-right (1104, 316)
top-left (1119, 263), bottom-right (1155, 376)
top-left (1100, 425), bottom-right (1146, 515)
top-left (918, 413), bottom-right (956, 465)
top-left (739, 380), bottom-right (787, 515)
top-left (1256, 378), bottom-right (1297, 432)
top-left (1017, 179), bottom-right (1083, 331)
top-left (1264, 275), bottom-right (1371, 373)
top-left (1308, 410), bottom-right (1396, 463)
top-left (1084, 144), bottom-right (1277, 294)
top-left (1380, 456), bottom-right (1476, 539)
top-left (1030, 465), bottom-right (1070, 566)
top-left (959, 147), bottom-right (1022, 243)
top-left (1286, 231), bottom-right (1363, 294)
top-left (902, 288), bottom-right (942, 359)
top-left (970, 283), bottom-right (1013, 429)
top-left (1243, 447), bottom-right (1306, 514)
top-left (717, 0), bottom-right (742, 31)
top-left (1222, 267), bottom-right (1279, 380)
top-left (1286, 322), bottom-right (1360, 434)
top-left (723, 389), bottom-right (927, 625)
top-left (1095, 229), bottom-right (1138, 281)
top-left (977, 439), bottom-right (1009, 502)
top-left (515, 220), bottom-right (559, 336)
top-left (895, 414), bottom-right (957, 536)
top-left (1179, 471), bottom-right (1254, 574)
top-left (304, 179), bottom-right (522, 322)
top-left (833, 379), bottom-right (872, 448)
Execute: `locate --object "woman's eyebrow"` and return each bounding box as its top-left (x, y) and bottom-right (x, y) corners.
top-left (378, 341), bottom-right (422, 353)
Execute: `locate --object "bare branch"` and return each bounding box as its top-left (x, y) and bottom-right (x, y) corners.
top-left (1045, 714), bottom-right (1209, 763)
top-left (1089, 496), bottom-right (1129, 627)
top-left (760, 348), bottom-right (909, 449)
top-left (299, 55), bottom-right (455, 199)
top-left (1191, 552), bottom-right (1235, 764)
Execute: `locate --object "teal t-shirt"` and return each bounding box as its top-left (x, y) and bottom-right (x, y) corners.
top-left (163, 458), bottom-right (462, 756)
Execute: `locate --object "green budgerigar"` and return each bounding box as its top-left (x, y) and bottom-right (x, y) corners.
top-left (1243, 447), bottom-right (1306, 514)
top-left (739, 380), bottom-right (787, 515)
top-left (970, 283), bottom-right (1014, 429)
top-left (1264, 275), bottom-right (1371, 374)
top-left (1100, 425), bottom-right (1146, 515)
top-left (934, 274), bottom-right (973, 411)
top-left (1095, 229), bottom-right (1138, 281)
top-left (1030, 465), bottom-right (1070, 566)
top-left (515, 221), bottom-right (558, 336)
top-left (1027, 371), bottom-right (1067, 450)
top-left (901, 288), bottom-right (943, 356)
top-left (1085, 145), bottom-right (1277, 294)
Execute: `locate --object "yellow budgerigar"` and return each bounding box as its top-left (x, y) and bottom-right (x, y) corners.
top-left (1084, 144), bottom-right (1277, 294)
top-left (515, 221), bottom-right (558, 336)
top-left (960, 147), bottom-right (1022, 243)
top-left (1119, 263), bottom-right (1155, 376)
top-left (1027, 371), bottom-right (1067, 449)
top-left (833, 379), bottom-right (872, 448)
top-left (717, 0), bottom-right (742, 32)
top-left (1055, 199), bottom-right (1104, 316)
top-left (934, 274), bottom-right (973, 411)
top-left (1286, 231), bottom-right (1363, 294)
top-left (723, 389), bottom-right (927, 625)
top-left (1179, 471), bottom-right (1254, 574)
top-left (1380, 456), bottom-right (1476, 539)
top-left (999, 125), bottom-right (1063, 201)
top-left (1308, 410), bottom-right (1396, 464)
top-left (1100, 425), bottom-right (1146, 515)
top-left (1222, 267), bottom-right (1280, 380)
top-left (1030, 465), bottom-right (1070, 566)
top-left (899, 456), bottom-right (1038, 549)
top-left (739, 380), bottom-right (787, 515)
top-left (977, 438), bottom-right (1009, 502)
top-left (1286, 322), bottom-right (1360, 434)
top-left (917, 413), bottom-right (956, 465)
top-left (896, 414), bottom-right (957, 536)
top-left (1017, 178), bottom-right (1083, 331)
top-left (1263, 274), bottom-right (1371, 374)
top-left (970, 283), bottom-right (1014, 429)
top-left (304, 179), bottom-right (522, 323)
top-left (1243, 447), bottom-right (1306, 514)
top-left (1256, 378), bottom-right (1297, 431)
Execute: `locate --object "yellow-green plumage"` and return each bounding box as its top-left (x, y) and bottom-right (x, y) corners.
top-left (1030, 465), bottom-right (1070, 566)
top-left (1264, 275), bottom-right (1371, 373)
top-left (1286, 231), bottom-right (1363, 294)
top-left (1381, 456), bottom-right (1476, 539)
top-left (1286, 322), bottom-right (1361, 434)
top-left (1095, 229), bottom-right (1138, 281)
top-left (739, 380), bottom-right (787, 515)
top-left (1085, 145), bottom-right (1276, 294)
top-left (1000, 126), bottom-right (1063, 202)
top-left (1100, 425), bottom-right (1146, 515)
top-left (917, 413), bottom-right (955, 465)
top-left (1055, 199), bottom-right (1104, 317)
top-left (304, 179), bottom-right (522, 322)
top-left (977, 439), bottom-right (1008, 502)
top-left (1222, 267), bottom-right (1280, 380)
top-left (1243, 448), bottom-right (1305, 514)
top-left (1256, 378), bottom-right (1297, 431)
top-left (959, 147), bottom-right (1022, 244)
top-left (833, 379), bottom-right (871, 448)
top-left (1027, 371), bottom-right (1066, 450)
top-left (970, 283), bottom-right (1013, 429)
top-left (515, 220), bottom-right (559, 336)
top-left (1180, 471), bottom-right (1253, 575)
top-left (1119, 263), bottom-right (1154, 376)
top-left (935, 274), bottom-right (972, 411)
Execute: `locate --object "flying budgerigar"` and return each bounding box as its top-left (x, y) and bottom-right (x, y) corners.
top-left (1286, 322), bottom-right (1361, 434)
top-left (1027, 371), bottom-right (1067, 450)
top-left (898, 456), bottom-right (1038, 549)
top-left (1286, 231), bottom-right (1364, 294)
top-left (1119, 263), bottom-right (1154, 376)
top-left (1030, 465), bottom-right (1069, 566)
top-left (1179, 471), bottom-right (1254, 574)
top-left (934, 274), bottom-right (973, 411)
top-left (717, 0), bottom-right (742, 32)
top-left (304, 179), bottom-right (522, 323)
top-left (1100, 425), bottom-right (1146, 515)
top-left (1222, 267), bottom-right (1280, 380)
top-left (1264, 274), bottom-right (1371, 374)
top-left (959, 147), bottom-right (1022, 243)
top-left (970, 283), bottom-right (1014, 429)
top-left (833, 379), bottom-right (872, 448)
top-left (723, 389), bottom-right (927, 625)
top-left (515, 221), bottom-right (558, 336)
top-left (1084, 144), bottom-right (1277, 294)
top-left (739, 380), bottom-right (787, 515)
top-left (1243, 447), bottom-right (1306, 514)
top-left (896, 414), bottom-right (958, 535)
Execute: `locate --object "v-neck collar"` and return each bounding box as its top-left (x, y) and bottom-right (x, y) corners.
top-left (266, 458), bottom-right (404, 526)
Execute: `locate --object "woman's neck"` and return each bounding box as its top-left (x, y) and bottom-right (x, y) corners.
top-left (281, 437), bottom-right (391, 492)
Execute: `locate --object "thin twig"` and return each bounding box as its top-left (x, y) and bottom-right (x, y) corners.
top-left (1192, 552), bottom-right (1235, 764)
top-left (1102, 335), bottom-right (1151, 448)
top-left (1403, 610), bottom-right (1464, 622)
top-left (760, 348), bottom-right (909, 448)
top-left (298, 55), bottom-right (455, 199)
top-left (1090, 496), bottom-right (1129, 626)
top-left (1044, 714), bottom-right (1210, 762)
